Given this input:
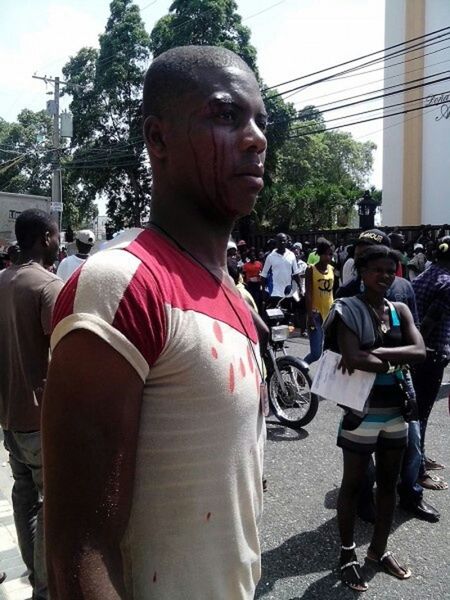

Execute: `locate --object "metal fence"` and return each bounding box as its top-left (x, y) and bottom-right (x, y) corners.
top-left (240, 224), bottom-right (449, 251)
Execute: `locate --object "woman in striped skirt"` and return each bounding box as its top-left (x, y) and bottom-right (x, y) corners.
top-left (333, 245), bottom-right (425, 592)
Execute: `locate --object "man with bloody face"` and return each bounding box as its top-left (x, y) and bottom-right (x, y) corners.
top-left (43, 46), bottom-right (267, 599)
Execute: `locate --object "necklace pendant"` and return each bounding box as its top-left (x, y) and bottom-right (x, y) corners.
top-left (381, 322), bottom-right (389, 334)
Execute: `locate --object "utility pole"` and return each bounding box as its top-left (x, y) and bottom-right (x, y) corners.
top-left (32, 74), bottom-right (66, 231)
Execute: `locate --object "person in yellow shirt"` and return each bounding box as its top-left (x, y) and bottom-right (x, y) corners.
top-left (305, 238), bottom-right (334, 364)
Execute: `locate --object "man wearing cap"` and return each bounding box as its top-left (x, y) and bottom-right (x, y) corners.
top-left (56, 229), bottom-right (96, 282)
top-left (237, 239), bottom-right (249, 267)
top-left (336, 228), bottom-right (439, 523)
top-left (407, 243), bottom-right (426, 282)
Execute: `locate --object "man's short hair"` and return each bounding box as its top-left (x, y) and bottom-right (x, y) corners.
top-left (15, 209), bottom-right (56, 251)
top-left (143, 45), bottom-right (256, 119)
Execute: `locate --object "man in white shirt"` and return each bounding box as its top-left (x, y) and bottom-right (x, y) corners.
top-left (260, 232), bottom-right (302, 306)
top-left (56, 230), bottom-right (95, 282)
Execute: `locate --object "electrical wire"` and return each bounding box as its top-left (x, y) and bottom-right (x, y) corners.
top-left (287, 96), bottom-right (450, 139)
top-left (271, 33), bottom-right (450, 98)
top-left (289, 89), bottom-right (450, 132)
top-left (286, 54), bottom-right (450, 106)
top-left (266, 26), bottom-right (450, 91)
top-left (290, 71), bottom-right (450, 118)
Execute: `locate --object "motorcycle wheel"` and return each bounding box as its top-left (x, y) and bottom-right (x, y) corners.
top-left (268, 356), bottom-right (318, 429)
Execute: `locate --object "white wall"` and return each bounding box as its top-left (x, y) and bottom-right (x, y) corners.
top-left (421, 0), bottom-right (450, 224)
top-left (0, 192), bottom-right (50, 243)
top-left (382, 0), bottom-right (406, 226)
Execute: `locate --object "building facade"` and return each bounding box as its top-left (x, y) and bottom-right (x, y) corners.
top-left (0, 192), bottom-right (50, 245)
top-left (383, 0), bottom-right (450, 226)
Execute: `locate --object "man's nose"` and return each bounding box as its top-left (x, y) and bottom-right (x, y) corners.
top-left (241, 120), bottom-right (267, 155)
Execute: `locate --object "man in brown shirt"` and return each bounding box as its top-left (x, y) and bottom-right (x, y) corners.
top-left (0, 208), bottom-right (62, 598)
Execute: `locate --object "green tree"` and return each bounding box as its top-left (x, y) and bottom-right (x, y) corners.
top-left (150, 0), bottom-right (258, 73)
top-left (0, 110), bottom-right (53, 196)
top-left (62, 0), bottom-right (151, 229)
top-left (0, 110), bottom-right (97, 228)
top-left (256, 106), bottom-right (376, 230)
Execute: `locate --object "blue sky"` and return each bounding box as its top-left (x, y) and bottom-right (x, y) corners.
top-left (1, 0), bottom-right (385, 211)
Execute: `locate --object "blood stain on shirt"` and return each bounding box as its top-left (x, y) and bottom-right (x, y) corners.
top-left (153, 572), bottom-right (157, 583)
top-left (211, 347), bottom-right (218, 359)
top-left (206, 512), bottom-right (212, 522)
top-left (255, 369), bottom-right (260, 392)
top-left (247, 346), bottom-right (254, 373)
top-left (213, 321), bottom-right (223, 343)
top-left (229, 363), bottom-right (235, 393)
top-left (240, 357), bottom-right (246, 377)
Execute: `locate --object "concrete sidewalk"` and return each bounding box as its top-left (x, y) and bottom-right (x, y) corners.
top-left (0, 435), bottom-right (31, 600)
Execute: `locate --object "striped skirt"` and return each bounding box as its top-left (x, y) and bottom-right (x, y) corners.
top-left (337, 406), bottom-right (408, 454)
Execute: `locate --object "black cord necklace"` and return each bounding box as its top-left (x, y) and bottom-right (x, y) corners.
top-left (148, 222), bottom-right (265, 385)
top-left (362, 297), bottom-right (390, 334)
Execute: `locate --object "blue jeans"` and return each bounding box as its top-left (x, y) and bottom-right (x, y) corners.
top-left (398, 421), bottom-right (423, 503)
top-left (3, 430), bottom-right (48, 599)
top-left (305, 313), bottom-right (324, 364)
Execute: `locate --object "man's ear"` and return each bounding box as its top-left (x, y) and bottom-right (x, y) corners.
top-left (143, 115), bottom-right (167, 160)
top-left (43, 230), bottom-right (51, 248)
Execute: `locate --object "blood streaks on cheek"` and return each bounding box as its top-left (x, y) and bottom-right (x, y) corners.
top-left (211, 347), bottom-right (218, 359)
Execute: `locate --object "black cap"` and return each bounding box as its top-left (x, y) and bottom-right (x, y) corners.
top-left (355, 228), bottom-right (391, 247)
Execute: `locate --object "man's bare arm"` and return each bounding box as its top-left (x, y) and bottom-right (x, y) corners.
top-left (43, 330), bottom-right (144, 599)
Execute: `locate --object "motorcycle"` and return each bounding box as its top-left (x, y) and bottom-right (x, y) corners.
top-left (263, 297), bottom-right (318, 429)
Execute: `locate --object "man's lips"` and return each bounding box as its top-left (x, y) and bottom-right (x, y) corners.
top-left (234, 164), bottom-right (264, 178)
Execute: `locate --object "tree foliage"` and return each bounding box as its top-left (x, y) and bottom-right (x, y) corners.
top-left (149, 0), bottom-right (258, 73)
top-left (7, 0), bottom-right (376, 233)
top-left (62, 0), bottom-right (151, 229)
top-left (257, 107), bottom-right (376, 230)
top-left (0, 110), bottom-right (96, 228)
top-left (0, 110), bottom-right (52, 196)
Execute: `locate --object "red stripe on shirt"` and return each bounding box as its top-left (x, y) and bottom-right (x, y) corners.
top-left (52, 267), bottom-right (82, 330)
top-left (112, 262), bottom-right (167, 367)
top-left (126, 230), bottom-right (258, 344)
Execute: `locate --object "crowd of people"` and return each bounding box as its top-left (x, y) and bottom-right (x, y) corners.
top-left (0, 45), bottom-right (449, 599)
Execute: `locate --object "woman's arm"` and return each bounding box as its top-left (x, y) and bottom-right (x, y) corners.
top-left (337, 319), bottom-right (388, 375)
top-left (370, 302), bottom-right (426, 365)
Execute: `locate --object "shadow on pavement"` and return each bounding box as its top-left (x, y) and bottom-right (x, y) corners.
top-left (266, 423), bottom-right (309, 443)
top-left (256, 494), bottom-right (414, 598)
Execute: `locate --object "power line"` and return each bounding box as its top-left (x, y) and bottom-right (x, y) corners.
top-left (266, 25), bottom-right (450, 91)
top-left (271, 33), bottom-right (450, 98)
top-left (288, 96), bottom-right (449, 139)
top-left (298, 69), bottom-right (450, 115)
top-left (290, 89), bottom-right (449, 132)
top-left (285, 52), bottom-right (450, 106)
top-left (273, 71), bottom-right (450, 127)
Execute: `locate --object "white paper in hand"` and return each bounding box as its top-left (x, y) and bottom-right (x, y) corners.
top-left (311, 350), bottom-right (375, 411)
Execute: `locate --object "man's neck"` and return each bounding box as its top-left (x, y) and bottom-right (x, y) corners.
top-left (17, 252), bottom-right (45, 267)
top-left (150, 195), bottom-right (233, 274)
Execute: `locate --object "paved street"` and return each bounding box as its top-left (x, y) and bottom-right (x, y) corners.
top-left (0, 337), bottom-right (449, 599)
top-left (256, 336), bottom-right (450, 599)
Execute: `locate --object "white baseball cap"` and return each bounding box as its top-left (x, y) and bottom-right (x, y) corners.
top-left (76, 229), bottom-right (96, 245)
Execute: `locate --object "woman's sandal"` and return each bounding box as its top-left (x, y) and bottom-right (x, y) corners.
top-left (340, 543), bottom-right (368, 592)
top-left (367, 550), bottom-right (411, 580)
